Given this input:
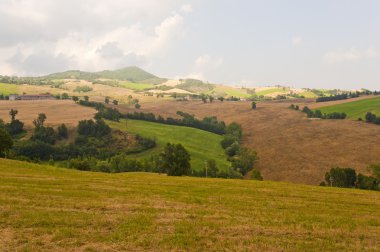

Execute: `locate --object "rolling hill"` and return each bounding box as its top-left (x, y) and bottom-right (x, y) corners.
top-left (45, 66), bottom-right (165, 84)
top-left (107, 119), bottom-right (231, 172)
top-left (1, 158), bottom-right (379, 251)
top-left (315, 96), bottom-right (380, 119)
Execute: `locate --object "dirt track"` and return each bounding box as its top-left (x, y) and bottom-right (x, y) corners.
top-left (119, 100), bottom-right (380, 185)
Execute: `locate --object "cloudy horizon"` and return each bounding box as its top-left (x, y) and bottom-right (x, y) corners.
top-left (1, 0), bottom-right (379, 89)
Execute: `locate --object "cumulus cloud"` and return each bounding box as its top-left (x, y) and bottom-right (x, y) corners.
top-left (184, 54), bottom-right (224, 81)
top-left (323, 47), bottom-right (379, 63)
top-left (0, 0), bottom-right (189, 75)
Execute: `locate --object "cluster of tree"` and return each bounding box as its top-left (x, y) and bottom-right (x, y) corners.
top-left (316, 93), bottom-right (360, 103)
top-left (65, 143), bottom-right (188, 176)
top-left (74, 85), bottom-right (93, 93)
top-left (220, 123), bottom-right (260, 177)
top-left (302, 106), bottom-right (347, 119)
top-left (78, 99), bottom-right (122, 122)
top-left (320, 166), bottom-right (379, 191)
top-left (54, 93), bottom-right (70, 100)
top-left (10, 114), bottom-right (155, 163)
top-left (364, 112), bottom-right (380, 125)
top-left (0, 109), bottom-right (25, 136)
top-left (31, 113), bottom-right (68, 144)
top-left (104, 97), bottom-right (119, 105)
top-left (0, 76), bottom-right (53, 85)
top-left (0, 94), bottom-right (10, 100)
top-left (289, 104), bottom-right (300, 110)
top-left (125, 111), bottom-right (227, 135)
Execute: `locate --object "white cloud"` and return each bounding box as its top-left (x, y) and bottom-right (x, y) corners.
top-left (184, 54), bottom-right (224, 81)
top-left (292, 36), bottom-right (303, 46)
top-left (0, 0), bottom-right (189, 75)
top-left (180, 4), bottom-right (193, 14)
top-left (323, 47), bottom-right (379, 63)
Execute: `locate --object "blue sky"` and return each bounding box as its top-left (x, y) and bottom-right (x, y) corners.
top-left (0, 0), bottom-right (379, 89)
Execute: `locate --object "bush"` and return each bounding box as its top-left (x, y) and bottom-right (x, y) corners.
top-left (251, 169), bottom-right (263, 180)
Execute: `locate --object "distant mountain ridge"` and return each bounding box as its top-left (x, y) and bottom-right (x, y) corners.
top-left (45, 66), bottom-right (164, 83)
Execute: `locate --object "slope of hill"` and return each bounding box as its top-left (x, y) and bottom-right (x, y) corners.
top-left (314, 96), bottom-right (380, 119)
top-left (121, 100), bottom-right (380, 185)
top-left (176, 79), bottom-right (215, 93)
top-left (107, 119), bottom-right (230, 172)
top-left (1, 159), bottom-right (379, 251)
top-left (45, 66), bottom-right (165, 84)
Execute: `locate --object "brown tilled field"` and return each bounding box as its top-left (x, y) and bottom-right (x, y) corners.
top-left (0, 100), bottom-right (95, 127)
top-left (119, 99), bottom-right (380, 185)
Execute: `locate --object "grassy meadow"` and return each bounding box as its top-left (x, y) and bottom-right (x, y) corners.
top-left (256, 87), bottom-right (288, 96)
top-left (317, 96), bottom-right (380, 119)
top-left (108, 119), bottom-right (230, 172)
top-left (119, 81), bottom-right (155, 91)
top-left (0, 159), bottom-right (379, 251)
top-left (0, 83), bottom-right (19, 95)
top-left (208, 86), bottom-right (252, 98)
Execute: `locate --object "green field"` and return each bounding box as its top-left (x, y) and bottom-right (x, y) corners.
top-left (119, 81), bottom-right (155, 91)
top-left (299, 90), bottom-right (318, 98)
top-left (208, 86), bottom-right (251, 98)
top-left (1, 159), bottom-right (379, 251)
top-left (317, 96), bottom-right (380, 119)
top-left (256, 88), bottom-right (288, 96)
top-left (108, 119), bottom-right (230, 172)
top-left (0, 83), bottom-right (18, 95)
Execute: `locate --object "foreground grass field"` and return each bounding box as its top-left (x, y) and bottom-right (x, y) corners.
top-left (108, 119), bottom-right (230, 172)
top-left (316, 96), bottom-right (380, 119)
top-left (0, 159), bottom-right (379, 251)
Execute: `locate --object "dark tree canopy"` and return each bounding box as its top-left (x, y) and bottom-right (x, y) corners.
top-left (161, 143), bottom-right (191, 176)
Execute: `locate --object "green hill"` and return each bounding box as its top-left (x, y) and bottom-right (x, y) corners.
top-left (45, 66), bottom-right (165, 84)
top-left (317, 96), bottom-right (380, 119)
top-left (108, 119), bottom-right (230, 172)
top-left (176, 79), bottom-right (215, 93)
top-left (1, 158), bottom-right (379, 251)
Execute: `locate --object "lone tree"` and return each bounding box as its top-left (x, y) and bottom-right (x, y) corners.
top-left (9, 109), bottom-right (18, 121)
top-left (113, 100), bottom-right (119, 105)
top-left (72, 96), bottom-right (79, 103)
top-left (0, 128), bottom-right (13, 157)
top-left (105, 97), bottom-right (110, 104)
top-left (251, 101), bottom-right (257, 109)
top-left (161, 143), bottom-right (191, 176)
top-left (33, 113), bottom-right (47, 129)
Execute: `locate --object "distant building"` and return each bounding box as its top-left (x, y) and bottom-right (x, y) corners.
top-left (9, 94), bottom-right (56, 101)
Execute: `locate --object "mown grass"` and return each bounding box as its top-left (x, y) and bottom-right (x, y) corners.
top-left (108, 119), bottom-right (230, 172)
top-left (0, 83), bottom-right (19, 95)
top-left (317, 96), bottom-right (380, 119)
top-left (0, 159), bottom-right (379, 251)
top-left (119, 81), bottom-right (155, 91)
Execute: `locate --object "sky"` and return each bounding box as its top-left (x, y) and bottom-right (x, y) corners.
top-left (0, 0), bottom-right (379, 89)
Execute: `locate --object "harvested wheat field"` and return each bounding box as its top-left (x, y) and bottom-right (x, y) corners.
top-left (119, 100), bottom-right (380, 185)
top-left (1, 159), bottom-right (379, 251)
top-left (0, 100), bottom-right (95, 127)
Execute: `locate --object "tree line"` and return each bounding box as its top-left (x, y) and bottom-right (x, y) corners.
top-left (364, 112), bottom-right (380, 125)
top-left (320, 166), bottom-right (380, 191)
top-left (295, 106), bottom-right (347, 119)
